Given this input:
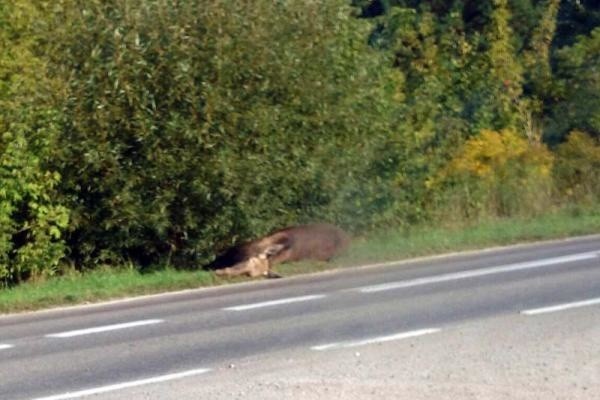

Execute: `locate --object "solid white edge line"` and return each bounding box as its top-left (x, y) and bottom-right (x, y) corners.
top-left (0, 343), bottom-right (15, 350)
top-left (30, 368), bottom-right (211, 400)
top-left (521, 297), bottom-right (600, 315)
top-left (358, 251), bottom-right (600, 293)
top-left (224, 294), bottom-right (327, 311)
top-left (311, 328), bottom-right (441, 351)
top-left (45, 319), bottom-right (164, 338)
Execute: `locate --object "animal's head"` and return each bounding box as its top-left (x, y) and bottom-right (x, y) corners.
top-left (248, 244), bottom-right (284, 276)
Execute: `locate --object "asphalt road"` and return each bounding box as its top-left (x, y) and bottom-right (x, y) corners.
top-left (1, 235), bottom-right (599, 400)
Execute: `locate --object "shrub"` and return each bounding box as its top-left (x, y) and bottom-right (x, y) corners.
top-left (547, 27), bottom-right (600, 142)
top-left (44, 0), bottom-right (392, 267)
top-left (431, 129), bottom-right (554, 221)
top-left (554, 130), bottom-right (600, 203)
top-left (0, 1), bottom-right (69, 284)
top-left (0, 116), bottom-right (70, 283)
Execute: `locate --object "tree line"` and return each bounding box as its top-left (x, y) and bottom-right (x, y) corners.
top-left (1, 0), bottom-right (599, 285)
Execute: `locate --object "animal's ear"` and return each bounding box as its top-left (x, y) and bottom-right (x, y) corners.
top-left (264, 243), bottom-right (285, 257)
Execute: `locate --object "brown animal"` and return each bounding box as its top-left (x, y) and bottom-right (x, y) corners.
top-left (205, 223), bottom-right (349, 276)
top-left (214, 244), bottom-right (284, 278)
top-left (214, 253), bottom-right (271, 278)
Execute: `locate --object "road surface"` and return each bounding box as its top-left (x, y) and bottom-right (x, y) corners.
top-left (1, 235), bottom-right (599, 399)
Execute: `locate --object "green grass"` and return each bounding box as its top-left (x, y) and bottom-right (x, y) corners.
top-left (277, 206), bottom-right (600, 275)
top-left (340, 206), bottom-right (600, 265)
top-left (2, 207), bottom-right (600, 314)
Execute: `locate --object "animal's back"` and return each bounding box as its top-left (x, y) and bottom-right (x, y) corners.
top-left (267, 223), bottom-right (349, 264)
top-left (205, 223), bottom-right (349, 271)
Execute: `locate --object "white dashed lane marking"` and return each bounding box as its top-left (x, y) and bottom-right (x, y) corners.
top-left (224, 294), bottom-right (327, 311)
top-left (45, 319), bottom-right (164, 338)
top-left (311, 328), bottom-right (441, 351)
top-left (357, 251), bottom-right (600, 293)
top-left (30, 368), bottom-right (211, 400)
top-left (521, 297), bottom-right (600, 315)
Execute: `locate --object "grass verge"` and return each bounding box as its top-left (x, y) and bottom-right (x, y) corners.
top-left (2, 207), bottom-right (600, 314)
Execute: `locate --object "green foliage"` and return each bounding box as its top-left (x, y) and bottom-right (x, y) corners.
top-left (362, 5), bottom-right (473, 226)
top-left (43, 0), bottom-right (392, 267)
top-left (0, 1), bottom-right (69, 284)
top-left (0, 0), bottom-right (598, 287)
top-left (432, 129), bottom-right (554, 220)
top-left (554, 0), bottom-right (600, 48)
top-left (0, 117), bottom-right (70, 283)
top-left (554, 131), bottom-right (600, 203)
top-left (547, 27), bottom-right (600, 142)
top-left (476, 0), bottom-right (524, 129)
top-left (521, 0), bottom-right (559, 95)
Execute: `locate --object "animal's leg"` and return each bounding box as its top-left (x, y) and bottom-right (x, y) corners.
top-left (215, 263), bottom-right (250, 277)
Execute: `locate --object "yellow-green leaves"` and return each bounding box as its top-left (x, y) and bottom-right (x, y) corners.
top-left (433, 129), bottom-right (554, 219)
top-left (1, 1), bottom-right (69, 284)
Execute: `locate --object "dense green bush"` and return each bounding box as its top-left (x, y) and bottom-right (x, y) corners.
top-left (0, 1), bottom-right (69, 284)
top-left (554, 131), bottom-right (600, 203)
top-left (547, 27), bottom-right (600, 142)
top-left (0, 113), bottom-right (69, 283)
top-left (1, 0), bottom-right (599, 285)
top-left (430, 129), bottom-right (554, 221)
top-left (43, 0), bottom-right (394, 267)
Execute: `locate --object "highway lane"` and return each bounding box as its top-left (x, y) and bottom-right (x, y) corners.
top-left (93, 305), bottom-right (600, 400)
top-left (0, 235), bottom-right (599, 399)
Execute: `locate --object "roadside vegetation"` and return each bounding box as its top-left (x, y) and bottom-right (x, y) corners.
top-left (2, 207), bottom-right (599, 313)
top-left (1, 1), bottom-right (599, 310)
